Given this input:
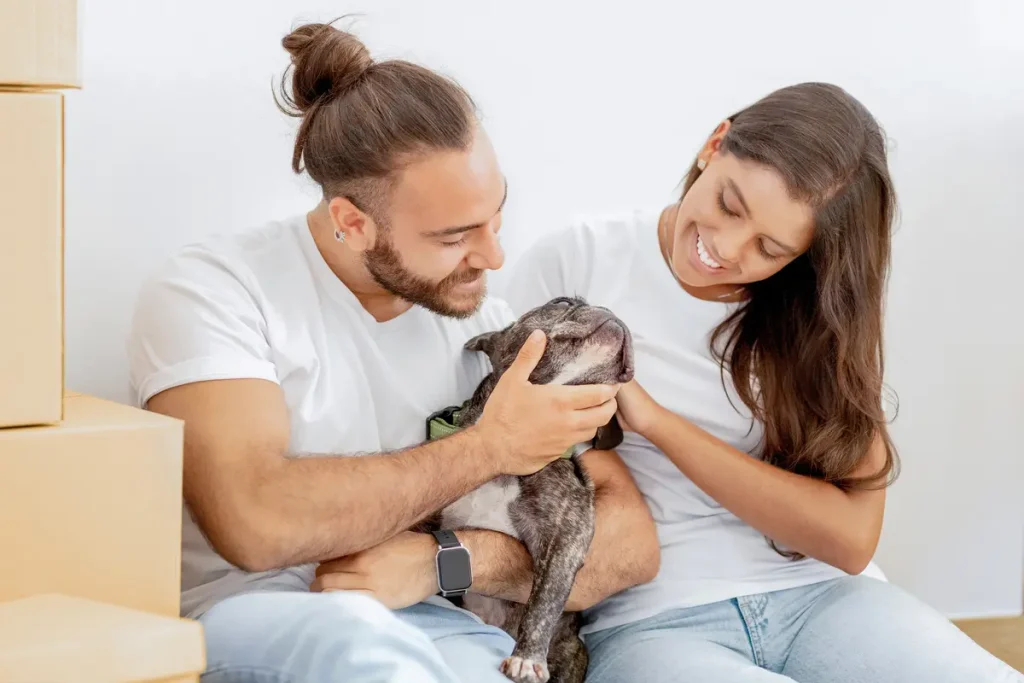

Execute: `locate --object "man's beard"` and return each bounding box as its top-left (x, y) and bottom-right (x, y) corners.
top-left (363, 234), bottom-right (486, 319)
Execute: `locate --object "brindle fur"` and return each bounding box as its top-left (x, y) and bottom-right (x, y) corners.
top-left (419, 296), bottom-right (634, 683)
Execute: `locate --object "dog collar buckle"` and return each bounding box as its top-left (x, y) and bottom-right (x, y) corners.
top-left (426, 405), bottom-right (463, 442)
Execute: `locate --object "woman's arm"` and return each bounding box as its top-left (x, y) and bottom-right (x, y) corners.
top-left (616, 380), bottom-right (886, 574)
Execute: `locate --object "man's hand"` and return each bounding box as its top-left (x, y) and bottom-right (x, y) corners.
top-left (311, 531), bottom-right (439, 610)
top-left (477, 330), bottom-right (620, 475)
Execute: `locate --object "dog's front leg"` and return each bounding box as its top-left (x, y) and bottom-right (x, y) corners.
top-left (501, 458), bottom-right (595, 683)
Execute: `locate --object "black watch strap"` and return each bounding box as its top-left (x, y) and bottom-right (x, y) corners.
top-left (431, 529), bottom-right (461, 549)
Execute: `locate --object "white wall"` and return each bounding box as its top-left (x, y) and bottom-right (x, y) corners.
top-left (64, 0), bottom-right (1024, 618)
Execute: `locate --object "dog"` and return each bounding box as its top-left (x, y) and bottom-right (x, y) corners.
top-left (419, 296), bottom-right (634, 683)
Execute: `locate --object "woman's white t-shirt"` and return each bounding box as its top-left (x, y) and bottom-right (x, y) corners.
top-left (504, 210), bottom-right (884, 636)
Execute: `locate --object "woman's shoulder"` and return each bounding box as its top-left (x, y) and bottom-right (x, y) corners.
top-left (506, 209), bottom-right (657, 311)
top-left (557, 208), bottom-right (656, 255)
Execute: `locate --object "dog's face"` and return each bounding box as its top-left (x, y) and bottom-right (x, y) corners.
top-left (465, 296), bottom-right (635, 449)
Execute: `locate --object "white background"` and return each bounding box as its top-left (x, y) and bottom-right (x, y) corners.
top-left (64, 0), bottom-right (1024, 618)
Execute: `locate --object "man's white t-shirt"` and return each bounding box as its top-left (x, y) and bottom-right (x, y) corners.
top-left (126, 214), bottom-right (516, 619)
top-left (504, 210), bottom-right (884, 636)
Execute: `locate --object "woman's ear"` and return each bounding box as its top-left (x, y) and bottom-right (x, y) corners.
top-left (699, 119), bottom-right (732, 166)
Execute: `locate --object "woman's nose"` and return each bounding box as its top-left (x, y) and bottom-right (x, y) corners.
top-left (709, 229), bottom-right (744, 267)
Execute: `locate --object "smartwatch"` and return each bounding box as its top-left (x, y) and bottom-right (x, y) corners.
top-left (431, 529), bottom-right (473, 597)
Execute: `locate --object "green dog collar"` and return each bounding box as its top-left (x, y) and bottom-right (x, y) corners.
top-left (427, 407), bottom-right (464, 441)
top-left (426, 406), bottom-right (576, 459)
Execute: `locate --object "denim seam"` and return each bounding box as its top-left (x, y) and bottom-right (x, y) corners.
top-left (736, 596), bottom-right (767, 668)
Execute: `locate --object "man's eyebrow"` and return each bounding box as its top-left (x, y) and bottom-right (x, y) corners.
top-left (423, 178), bottom-right (508, 237)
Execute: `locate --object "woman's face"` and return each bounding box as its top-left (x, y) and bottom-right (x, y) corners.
top-left (668, 126), bottom-right (817, 289)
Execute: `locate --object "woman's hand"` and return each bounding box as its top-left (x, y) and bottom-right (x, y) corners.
top-left (614, 379), bottom-right (661, 437)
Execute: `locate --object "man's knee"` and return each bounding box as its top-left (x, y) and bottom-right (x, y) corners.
top-left (200, 591), bottom-right (458, 683)
top-left (394, 602), bottom-right (517, 683)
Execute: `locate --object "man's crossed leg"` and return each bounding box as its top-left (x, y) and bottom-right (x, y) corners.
top-left (198, 590), bottom-right (515, 683)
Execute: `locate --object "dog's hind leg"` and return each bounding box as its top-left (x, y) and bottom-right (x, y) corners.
top-left (547, 613), bottom-right (588, 683)
top-left (500, 458), bottom-right (595, 683)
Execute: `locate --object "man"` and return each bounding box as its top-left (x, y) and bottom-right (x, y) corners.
top-left (127, 21), bottom-right (659, 683)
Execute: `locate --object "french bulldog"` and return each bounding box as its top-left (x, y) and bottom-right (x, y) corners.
top-left (420, 296), bottom-right (635, 683)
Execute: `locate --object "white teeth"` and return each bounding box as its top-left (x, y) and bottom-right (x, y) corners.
top-left (696, 234), bottom-right (722, 269)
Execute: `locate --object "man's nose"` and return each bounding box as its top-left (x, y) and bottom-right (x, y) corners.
top-left (467, 222), bottom-right (504, 271)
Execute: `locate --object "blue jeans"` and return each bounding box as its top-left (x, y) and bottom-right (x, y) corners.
top-left (584, 575), bottom-right (1022, 682)
top-left (197, 591), bottom-right (514, 682)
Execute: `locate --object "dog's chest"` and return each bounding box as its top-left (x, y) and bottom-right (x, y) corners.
top-left (440, 475), bottom-right (521, 538)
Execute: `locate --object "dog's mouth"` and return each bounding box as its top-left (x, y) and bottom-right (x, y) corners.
top-left (543, 309), bottom-right (635, 387)
top-left (586, 318), bottom-right (634, 383)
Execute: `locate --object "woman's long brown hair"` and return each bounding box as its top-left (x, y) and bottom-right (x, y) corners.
top-left (683, 83), bottom-right (901, 558)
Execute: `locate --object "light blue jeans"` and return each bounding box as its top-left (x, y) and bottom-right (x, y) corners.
top-left (198, 591), bottom-right (514, 683)
top-left (584, 575), bottom-right (1023, 682)
top-left (196, 577), bottom-right (1020, 682)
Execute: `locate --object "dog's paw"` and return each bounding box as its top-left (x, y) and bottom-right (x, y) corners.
top-left (500, 655), bottom-right (550, 683)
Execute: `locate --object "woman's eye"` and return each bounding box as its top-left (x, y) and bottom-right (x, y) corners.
top-left (758, 240), bottom-right (782, 261)
top-left (717, 190), bottom-right (740, 218)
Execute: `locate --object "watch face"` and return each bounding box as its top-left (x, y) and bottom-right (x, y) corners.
top-left (436, 547), bottom-right (472, 592)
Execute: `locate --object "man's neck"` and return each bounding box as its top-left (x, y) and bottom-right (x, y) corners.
top-left (306, 205), bottom-right (413, 323)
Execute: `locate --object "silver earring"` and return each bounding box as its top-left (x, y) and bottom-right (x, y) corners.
top-left (697, 158), bottom-right (707, 171)
top-left (335, 228), bottom-right (346, 243)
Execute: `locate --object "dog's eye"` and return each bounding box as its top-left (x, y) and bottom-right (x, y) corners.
top-left (551, 297), bottom-right (573, 307)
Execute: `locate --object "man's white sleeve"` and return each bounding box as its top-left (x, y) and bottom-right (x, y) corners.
top-left (126, 246), bottom-right (279, 408)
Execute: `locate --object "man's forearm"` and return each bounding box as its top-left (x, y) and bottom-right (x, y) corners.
top-left (461, 529), bottom-right (533, 603)
top-left (464, 518), bottom-right (648, 612)
top-left (241, 427), bottom-right (501, 571)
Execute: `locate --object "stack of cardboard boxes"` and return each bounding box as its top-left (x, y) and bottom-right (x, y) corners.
top-left (0, 2), bottom-right (205, 679)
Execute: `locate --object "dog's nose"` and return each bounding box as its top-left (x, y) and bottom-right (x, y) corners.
top-left (581, 305), bottom-right (618, 325)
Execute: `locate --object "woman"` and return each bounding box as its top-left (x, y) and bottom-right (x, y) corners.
top-left (505, 83), bottom-right (1021, 682)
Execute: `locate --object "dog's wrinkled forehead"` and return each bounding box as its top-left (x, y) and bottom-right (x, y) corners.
top-left (465, 296), bottom-right (634, 386)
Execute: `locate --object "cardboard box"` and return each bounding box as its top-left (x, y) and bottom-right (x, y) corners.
top-left (0, 594), bottom-right (205, 683)
top-left (0, 90), bottom-right (64, 428)
top-left (0, 393), bottom-right (185, 617)
top-left (0, 0), bottom-right (80, 88)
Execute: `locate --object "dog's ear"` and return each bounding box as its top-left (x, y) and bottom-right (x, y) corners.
top-left (592, 414), bottom-right (624, 451)
top-left (464, 325), bottom-right (510, 356)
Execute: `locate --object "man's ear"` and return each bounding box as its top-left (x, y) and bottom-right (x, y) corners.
top-left (593, 414), bottom-right (624, 451)
top-left (327, 196), bottom-right (373, 252)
